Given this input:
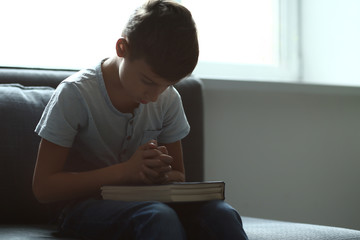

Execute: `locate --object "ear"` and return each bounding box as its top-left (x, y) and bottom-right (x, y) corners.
top-left (116, 38), bottom-right (129, 58)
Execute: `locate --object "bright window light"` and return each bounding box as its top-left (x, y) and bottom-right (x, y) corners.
top-left (181, 0), bottom-right (299, 82)
top-left (0, 0), bottom-right (144, 69)
top-left (181, 0), bottom-right (279, 65)
top-left (0, 0), bottom-right (298, 82)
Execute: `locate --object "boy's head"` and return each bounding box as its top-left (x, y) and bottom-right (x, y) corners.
top-left (122, 0), bottom-right (199, 82)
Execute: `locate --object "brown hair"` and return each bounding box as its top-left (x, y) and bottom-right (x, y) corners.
top-left (122, 0), bottom-right (199, 82)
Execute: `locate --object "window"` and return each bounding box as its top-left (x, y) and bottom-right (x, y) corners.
top-left (0, 0), bottom-right (144, 69)
top-left (181, 0), bottom-right (299, 82)
top-left (0, 0), bottom-right (298, 82)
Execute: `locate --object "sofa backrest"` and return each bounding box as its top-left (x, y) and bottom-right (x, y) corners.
top-left (0, 68), bottom-right (204, 223)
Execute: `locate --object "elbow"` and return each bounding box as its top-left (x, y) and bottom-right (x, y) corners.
top-left (32, 184), bottom-right (46, 203)
top-left (32, 181), bottom-right (52, 204)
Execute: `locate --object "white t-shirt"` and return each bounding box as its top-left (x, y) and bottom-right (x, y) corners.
top-left (35, 60), bottom-right (190, 171)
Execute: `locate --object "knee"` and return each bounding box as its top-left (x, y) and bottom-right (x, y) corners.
top-left (195, 201), bottom-right (248, 240)
top-left (140, 202), bottom-right (181, 225)
top-left (201, 200), bottom-right (243, 224)
top-left (131, 202), bottom-right (186, 239)
top-left (151, 202), bottom-right (178, 219)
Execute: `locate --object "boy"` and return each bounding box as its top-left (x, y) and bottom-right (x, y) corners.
top-left (33, 0), bottom-right (248, 239)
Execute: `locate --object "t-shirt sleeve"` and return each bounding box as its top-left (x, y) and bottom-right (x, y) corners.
top-left (35, 82), bottom-right (87, 147)
top-left (157, 87), bottom-right (190, 144)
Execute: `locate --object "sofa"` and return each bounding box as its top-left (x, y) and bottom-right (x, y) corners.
top-left (1, 67), bottom-right (360, 240)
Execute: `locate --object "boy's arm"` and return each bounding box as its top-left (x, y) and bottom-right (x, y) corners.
top-left (33, 139), bottom-right (128, 203)
top-left (32, 138), bottom-right (168, 203)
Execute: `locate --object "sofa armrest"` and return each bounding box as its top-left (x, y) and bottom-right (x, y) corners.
top-left (175, 76), bottom-right (204, 181)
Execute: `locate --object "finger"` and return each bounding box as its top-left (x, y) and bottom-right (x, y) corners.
top-left (144, 160), bottom-right (172, 174)
top-left (140, 172), bottom-right (153, 185)
top-left (149, 172), bottom-right (169, 185)
top-left (156, 173), bottom-right (169, 184)
top-left (142, 165), bottom-right (169, 184)
top-left (140, 139), bottom-right (158, 151)
top-left (143, 159), bottom-right (167, 168)
top-left (143, 153), bottom-right (173, 166)
top-left (147, 139), bottom-right (158, 148)
top-left (157, 165), bottom-right (172, 174)
top-left (158, 154), bottom-right (173, 164)
top-left (157, 146), bottom-right (168, 154)
top-left (146, 160), bottom-right (172, 178)
top-left (143, 148), bottom-right (162, 159)
top-left (142, 164), bottom-right (161, 179)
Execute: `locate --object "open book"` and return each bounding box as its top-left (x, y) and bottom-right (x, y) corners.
top-left (101, 181), bottom-right (225, 203)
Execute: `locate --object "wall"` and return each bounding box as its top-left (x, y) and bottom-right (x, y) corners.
top-left (202, 0), bottom-right (360, 230)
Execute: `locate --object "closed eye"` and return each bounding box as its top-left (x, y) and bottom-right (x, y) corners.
top-left (142, 78), bottom-right (154, 85)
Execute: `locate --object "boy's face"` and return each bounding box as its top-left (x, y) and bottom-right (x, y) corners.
top-left (118, 58), bottom-right (176, 104)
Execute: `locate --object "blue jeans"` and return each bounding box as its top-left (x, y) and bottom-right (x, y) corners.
top-left (58, 199), bottom-right (248, 240)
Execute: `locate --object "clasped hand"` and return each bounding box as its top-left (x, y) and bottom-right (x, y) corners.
top-left (127, 140), bottom-right (173, 185)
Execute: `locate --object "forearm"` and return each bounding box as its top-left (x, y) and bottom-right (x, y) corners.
top-left (33, 162), bottom-right (133, 203)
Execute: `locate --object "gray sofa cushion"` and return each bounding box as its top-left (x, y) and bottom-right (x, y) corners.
top-left (0, 84), bottom-right (54, 223)
top-left (0, 225), bottom-right (77, 239)
top-left (1, 217), bottom-right (359, 240)
top-left (243, 217), bottom-right (360, 240)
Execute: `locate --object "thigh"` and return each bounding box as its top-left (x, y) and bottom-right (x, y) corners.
top-left (169, 200), bottom-right (248, 240)
top-left (58, 199), bottom-right (143, 239)
top-left (59, 199), bottom-right (185, 240)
